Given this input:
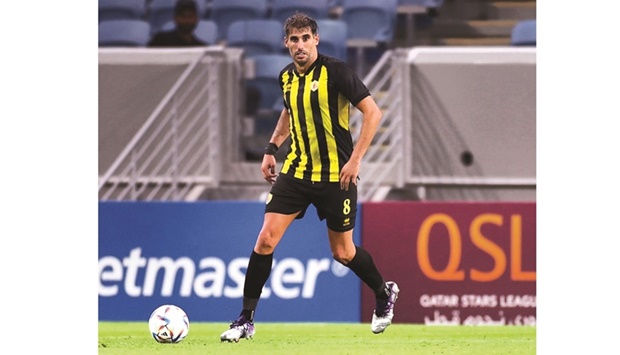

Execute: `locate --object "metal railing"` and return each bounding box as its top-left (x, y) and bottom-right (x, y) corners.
top-left (99, 50), bottom-right (227, 201)
top-left (99, 47), bottom-right (536, 202)
top-left (350, 49), bottom-right (408, 201)
top-left (351, 47), bottom-right (536, 201)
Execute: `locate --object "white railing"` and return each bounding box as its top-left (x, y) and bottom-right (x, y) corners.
top-left (98, 50), bottom-right (227, 201)
top-left (99, 47), bottom-right (536, 202)
top-left (350, 49), bottom-right (408, 201)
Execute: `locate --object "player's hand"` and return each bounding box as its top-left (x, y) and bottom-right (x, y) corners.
top-left (261, 154), bottom-right (278, 184)
top-left (339, 160), bottom-right (360, 191)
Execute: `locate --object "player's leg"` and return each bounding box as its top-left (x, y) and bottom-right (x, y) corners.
top-left (220, 212), bottom-right (298, 342)
top-left (327, 228), bottom-right (399, 334)
top-left (243, 211), bottom-right (299, 317)
top-left (321, 180), bottom-right (399, 334)
top-left (222, 174), bottom-right (310, 342)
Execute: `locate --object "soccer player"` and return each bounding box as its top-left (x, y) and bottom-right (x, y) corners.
top-left (220, 12), bottom-right (399, 342)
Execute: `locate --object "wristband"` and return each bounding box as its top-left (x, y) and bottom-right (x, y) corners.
top-left (264, 142), bottom-right (279, 155)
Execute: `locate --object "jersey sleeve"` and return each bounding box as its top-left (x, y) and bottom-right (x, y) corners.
top-left (330, 60), bottom-right (370, 106)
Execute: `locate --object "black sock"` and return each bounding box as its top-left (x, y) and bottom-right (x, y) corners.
top-left (240, 309), bottom-right (255, 322)
top-left (240, 251), bottom-right (273, 321)
top-left (343, 246), bottom-right (388, 299)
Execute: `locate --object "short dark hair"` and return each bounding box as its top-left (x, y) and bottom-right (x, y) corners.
top-left (283, 12), bottom-right (318, 36)
top-left (175, 0), bottom-right (198, 15)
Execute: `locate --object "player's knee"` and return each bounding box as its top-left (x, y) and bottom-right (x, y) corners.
top-left (254, 240), bottom-right (276, 254)
top-left (332, 250), bottom-right (353, 265)
top-left (254, 231), bottom-right (279, 254)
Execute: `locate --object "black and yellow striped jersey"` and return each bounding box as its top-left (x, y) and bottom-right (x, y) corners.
top-left (278, 54), bottom-right (370, 182)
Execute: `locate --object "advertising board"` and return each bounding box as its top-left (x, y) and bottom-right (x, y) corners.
top-left (99, 201), bottom-right (361, 322)
top-left (361, 202), bottom-right (536, 325)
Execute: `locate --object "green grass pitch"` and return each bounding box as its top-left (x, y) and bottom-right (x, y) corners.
top-left (99, 322), bottom-right (536, 354)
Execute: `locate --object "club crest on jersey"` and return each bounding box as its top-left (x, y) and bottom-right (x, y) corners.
top-left (311, 80), bottom-right (319, 92)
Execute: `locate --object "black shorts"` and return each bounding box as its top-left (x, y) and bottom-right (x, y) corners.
top-left (265, 173), bottom-right (357, 232)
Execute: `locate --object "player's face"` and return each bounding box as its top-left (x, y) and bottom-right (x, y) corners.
top-left (285, 27), bottom-right (319, 69)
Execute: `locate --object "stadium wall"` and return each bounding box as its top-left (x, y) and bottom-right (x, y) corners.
top-left (99, 201), bottom-right (536, 324)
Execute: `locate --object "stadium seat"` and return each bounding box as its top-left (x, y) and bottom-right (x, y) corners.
top-left (270, 0), bottom-right (330, 24)
top-left (424, 0), bottom-right (444, 7)
top-left (316, 19), bottom-right (347, 61)
top-left (341, 0), bottom-right (398, 43)
top-left (226, 19), bottom-right (284, 57)
top-left (148, 0), bottom-right (208, 36)
top-left (194, 20), bottom-right (218, 45)
top-left (341, 0), bottom-right (398, 75)
top-left (398, 0), bottom-right (444, 7)
top-left (246, 54), bottom-right (291, 111)
top-left (327, 0), bottom-right (344, 9)
top-left (99, 19), bottom-right (152, 47)
top-left (209, 0), bottom-right (269, 42)
top-left (99, 0), bottom-right (147, 23)
top-left (147, 0), bottom-right (178, 35)
top-left (511, 19), bottom-right (536, 46)
top-left (160, 19), bottom-right (219, 45)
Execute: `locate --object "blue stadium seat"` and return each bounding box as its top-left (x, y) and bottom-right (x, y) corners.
top-left (194, 20), bottom-right (218, 45)
top-left (316, 19), bottom-right (347, 61)
top-left (246, 54), bottom-right (292, 111)
top-left (227, 19), bottom-right (284, 57)
top-left (398, 0), bottom-right (444, 7)
top-left (341, 0), bottom-right (398, 75)
top-left (99, 0), bottom-right (147, 23)
top-left (327, 0), bottom-right (344, 7)
top-left (161, 19), bottom-right (219, 45)
top-left (511, 19), bottom-right (536, 46)
top-left (424, 0), bottom-right (444, 8)
top-left (147, 0), bottom-right (178, 35)
top-left (270, 0), bottom-right (330, 24)
top-left (209, 0), bottom-right (269, 42)
top-left (99, 19), bottom-right (152, 47)
top-left (341, 0), bottom-right (398, 43)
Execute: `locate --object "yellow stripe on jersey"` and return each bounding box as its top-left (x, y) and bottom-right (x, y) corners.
top-left (303, 74), bottom-right (323, 181)
top-left (338, 93), bottom-right (350, 131)
top-left (280, 70), bottom-right (295, 175)
top-left (318, 66), bottom-right (340, 181)
top-left (285, 72), bottom-right (308, 180)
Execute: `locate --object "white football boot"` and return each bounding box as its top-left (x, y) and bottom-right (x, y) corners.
top-left (371, 281), bottom-right (400, 334)
top-left (220, 315), bottom-right (255, 343)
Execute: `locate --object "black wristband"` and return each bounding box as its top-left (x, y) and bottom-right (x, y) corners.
top-left (264, 142), bottom-right (279, 155)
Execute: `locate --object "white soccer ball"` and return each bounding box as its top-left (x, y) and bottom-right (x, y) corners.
top-left (148, 304), bottom-right (190, 343)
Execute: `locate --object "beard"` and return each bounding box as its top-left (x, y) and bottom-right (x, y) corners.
top-left (294, 51), bottom-right (309, 66)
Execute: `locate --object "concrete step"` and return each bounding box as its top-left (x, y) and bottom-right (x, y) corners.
top-left (439, 36), bottom-right (512, 46)
top-left (391, 0), bottom-right (535, 47)
top-left (428, 19), bottom-right (518, 38)
top-left (468, 19), bottom-right (519, 36)
top-left (488, 1), bottom-right (536, 20)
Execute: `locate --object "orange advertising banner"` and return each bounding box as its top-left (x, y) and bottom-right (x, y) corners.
top-left (361, 202), bottom-right (536, 325)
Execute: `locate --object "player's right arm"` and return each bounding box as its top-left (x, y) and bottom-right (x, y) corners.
top-left (261, 108), bottom-right (290, 184)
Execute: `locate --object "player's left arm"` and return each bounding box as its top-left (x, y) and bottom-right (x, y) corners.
top-left (262, 108), bottom-right (291, 184)
top-left (339, 95), bottom-right (382, 191)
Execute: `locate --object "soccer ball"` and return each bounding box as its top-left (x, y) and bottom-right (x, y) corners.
top-left (148, 304), bottom-right (189, 343)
